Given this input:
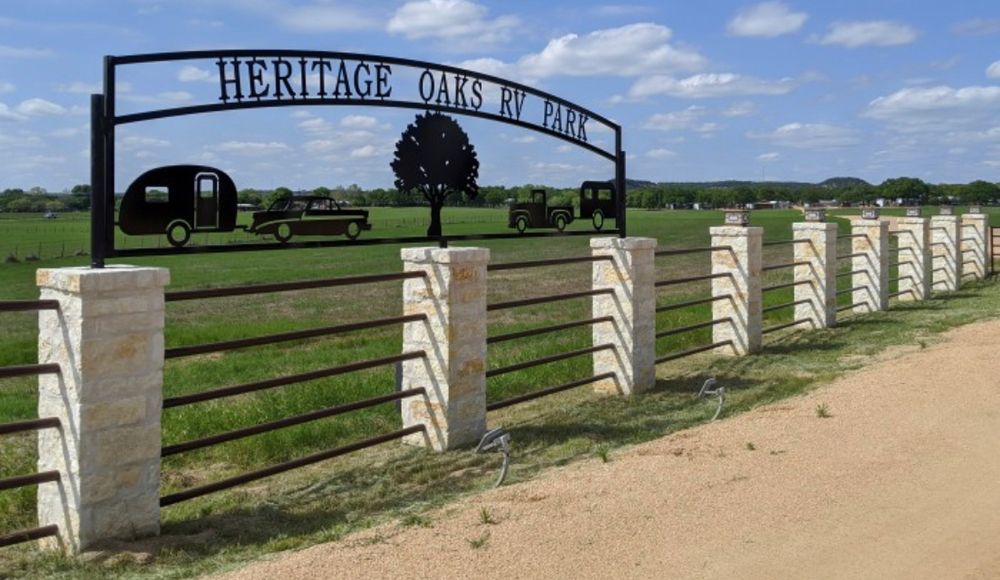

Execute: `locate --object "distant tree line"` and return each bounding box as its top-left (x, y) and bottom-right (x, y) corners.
top-left (2, 177), bottom-right (999, 214)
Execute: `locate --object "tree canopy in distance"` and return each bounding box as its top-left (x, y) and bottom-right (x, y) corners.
top-left (391, 112), bottom-right (479, 237)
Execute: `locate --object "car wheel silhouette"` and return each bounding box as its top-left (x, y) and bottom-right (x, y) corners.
top-left (275, 223), bottom-right (293, 243)
top-left (592, 210), bottom-right (604, 231)
top-left (515, 216), bottom-right (528, 233)
top-left (346, 221), bottom-right (362, 240)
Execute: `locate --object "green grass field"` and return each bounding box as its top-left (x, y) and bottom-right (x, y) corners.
top-left (1, 206), bottom-right (997, 578)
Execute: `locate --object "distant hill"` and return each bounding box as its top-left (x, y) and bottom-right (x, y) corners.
top-left (626, 177), bottom-right (872, 191)
top-left (818, 177), bottom-right (872, 189)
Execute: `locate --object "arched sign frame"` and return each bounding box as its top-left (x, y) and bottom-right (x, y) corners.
top-left (90, 50), bottom-right (626, 268)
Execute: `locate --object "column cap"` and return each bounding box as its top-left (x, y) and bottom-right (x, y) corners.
top-left (401, 246), bottom-right (490, 264)
top-left (36, 265), bottom-right (170, 293)
top-left (792, 221), bottom-right (837, 231)
top-left (709, 225), bottom-right (763, 236)
top-left (590, 236), bottom-right (657, 250)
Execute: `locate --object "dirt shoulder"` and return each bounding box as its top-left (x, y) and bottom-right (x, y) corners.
top-left (217, 319), bottom-right (1000, 580)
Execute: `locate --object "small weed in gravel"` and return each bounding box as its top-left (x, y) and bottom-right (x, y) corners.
top-left (467, 531), bottom-right (490, 549)
top-left (816, 403), bottom-right (831, 418)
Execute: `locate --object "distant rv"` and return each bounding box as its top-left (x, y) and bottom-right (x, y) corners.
top-left (119, 165), bottom-right (238, 247)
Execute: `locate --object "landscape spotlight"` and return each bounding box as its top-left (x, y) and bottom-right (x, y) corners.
top-left (724, 209), bottom-right (750, 227)
top-left (968, 205), bottom-right (982, 214)
top-left (939, 205), bottom-right (954, 216)
top-left (861, 207), bottom-right (880, 220)
top-left (804, 208), bottom-right (826, 222)
top-left (905, 207), bottom-right (922, 217)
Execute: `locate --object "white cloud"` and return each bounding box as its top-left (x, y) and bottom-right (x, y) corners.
top-left (0, 103), bottom-right (27, 122)
top-left (349, 145), bottom-right (378, 158)
top-left (0, 45), bottom-right (53, 58)
top-left (722, 101), bottom-right (758, 117)
top-left (277, 5), bottom-right (376, 32)
top-left (987, 61), bottom-right (1000, 79)
top-left (216, 141), bottom-right (291, 156)
top-left (629, 73), bottom-right (794, 99)
top-left (815, 21), bottom-right (918, 48)
top-left (952, 18), bottom-right (1000, 36)
top-left (121, 135), bottom-right (170, 148)
top-left (341, 115), bottom-right (382, 129)
top-left (646, 148), bottom-right (676, 159)
top-left (511, 135), bottom-right (536, 144)
top-left (518, 23), bottom-right (705, 78)
top-left (864, 85), bottom-right (1000, 130)
top-left (56, 81), bottom-right (100, 94)
top-left (388, 0), bottom-right (518, 46)
top-left (0, 82), bottom-right (12, 94)
top-left (643, 106), bottom-right (706, 131)
top-left (298, 117), bottom-right (332, 134)
top-left (16, 98), bottom-right (66, 116)
top-left (50, 126), bottom-right (82, 138)
top-left (177, 65), bottom-right (213, 82)
top-left (727, 2), bottom-right (807, 38)
top-left (757, 152), bottom-right (781, 162)
top-left (454, 57), bottom-right (516, 79)
top-left (748, 122), bottom-right (859, 149)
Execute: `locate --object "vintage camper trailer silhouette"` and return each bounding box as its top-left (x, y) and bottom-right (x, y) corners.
top-left (119, 165), bottom-right (238, 247)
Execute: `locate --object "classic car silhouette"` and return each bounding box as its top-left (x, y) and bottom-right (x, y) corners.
top-left (119, 165), bottom-right (238, 247)
top-left (249, 195), bottom-right (372, 242)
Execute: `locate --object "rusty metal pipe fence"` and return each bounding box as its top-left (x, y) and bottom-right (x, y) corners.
top-left (0, 300), bottom-right (63, 548)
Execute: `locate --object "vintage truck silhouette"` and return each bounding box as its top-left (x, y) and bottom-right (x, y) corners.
top-left (508, 181), bottom-right (616, 233)
top-left (119, 165), bottom-right (238, 247)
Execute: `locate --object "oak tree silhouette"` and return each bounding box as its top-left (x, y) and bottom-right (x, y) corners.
top-left (391, 112), bottom-right (479, 237)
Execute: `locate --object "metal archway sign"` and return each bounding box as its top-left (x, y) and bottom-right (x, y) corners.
top-left (90, 50), bottom-right (626, 267)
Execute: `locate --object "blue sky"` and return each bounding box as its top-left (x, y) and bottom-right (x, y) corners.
top-left (1, 0), bottom-right (999, 191)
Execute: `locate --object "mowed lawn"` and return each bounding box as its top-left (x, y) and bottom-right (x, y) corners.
top-left (1, 206), bottom-right (997, 578)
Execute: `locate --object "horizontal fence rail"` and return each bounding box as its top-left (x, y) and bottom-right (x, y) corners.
top-left (655, 340), bottom-right (732, 364)
top-left (165, 271), bottom-right (426, 302)
top-left (160, 425), bottom-right (426, 507)
top-left (762, 280), bottom-right (811, 293)
top-left (762, 299), bottom-right (809, 314)
top-left (0, 300), bottom-right (58, 312)
top-left (0, 470), bottom-right (60, 492)
top-left (0, 364), bottom-right (60, 380)
top-left (655, 245), bottom-right (732, 257)
top-left (0, 417), bottom-right (60, 436)
top-left (487, 288), bottom-right (613, 312)
top-left (656, 295), bottom-right (728, 313)
top-left (165, 314), bottom-right (426, 359)
top-left (762, 319), bottom-right (810, 335)
top-left (486, 344), bottom-right (614, 378)
top-left (0, 525), bottom-right (59, 549)
top-left (836, 269), bottom-right (864, 278)
top-left (487, 317), bottom-right (612, 344)
top-left (163, 351), bottom-right (426, 408)
top-left (487, 255), bottom-right (611, 272)
top-left (162, 388), bottom-right (427, 457)
top-left (762, 239), bottom-right (808, 247)
top-left (655, 272), bottom-right (730, 288)
top-left (487, 372), bottom-right (616, 411)
top-left (655, 317), bottom-right (731, 339)
top-left (762, 261), bottom-right (809, 272)
top-left (837, 253), bottom-right (865, 261)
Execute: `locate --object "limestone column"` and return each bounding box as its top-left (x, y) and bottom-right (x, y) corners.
top-left (591, 237), bottom-right (656, 395)
top-left (400, 247), bottom-right (488, 451)
top-left (961, 210), bottom-right (989, 281)
top-left (930, 211), bottom-right (961, 292)
top-left (710, 225), bottom-right (763, 355)
top-left (793, 220), bottom-right (838, 328)
top-left (852, 218), bottom-right (889, 313)
top-left (896, 214), bottom-right (932, 302)
top-left (36, 265), bottom-right (169, 553)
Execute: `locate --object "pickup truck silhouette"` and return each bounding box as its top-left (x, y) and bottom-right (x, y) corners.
top-left (508, 181), bottom-right (616, 233)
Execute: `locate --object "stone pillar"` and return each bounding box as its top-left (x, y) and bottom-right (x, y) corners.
top-left (852, 220), bottom-right (889, 313)
top-left (930, 215), bottom-right (961, 292)
top-left (792, 222), bottom-right (838, 328)
top-left (961, 212), bottom-right (989, 281)
top-left (895, 217), bottom-right (932, 302)
top-left (710, 226), bottom-right (763, 355)
top-left (591, 237), bottom-right (656, 395)
top-left (400, 247), bottom-right (488, 452)
top-left (36, 265), bottom-right (169, 553)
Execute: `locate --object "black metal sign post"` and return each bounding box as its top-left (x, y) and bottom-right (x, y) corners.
top-left (90, 50), bottom-right (626, 267)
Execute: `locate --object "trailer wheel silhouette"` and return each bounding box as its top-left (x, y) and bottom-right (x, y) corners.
top-left (592, 210), bottom-right (605, 231)
top-left (274, 223), bottom-right (293, 243)
top-left (515, 215), bottom-right (528, 233)
top-left (166, 221), bottom-right (191, 248)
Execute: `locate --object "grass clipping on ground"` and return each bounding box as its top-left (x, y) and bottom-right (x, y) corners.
top-left (4, 278), bottom-right (1000, 579)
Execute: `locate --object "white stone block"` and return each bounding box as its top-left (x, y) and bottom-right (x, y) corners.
top-left (896, 217), bottom-right (931, 302)
top-left (851, 221), bottom-right (889, 313)
top-left (793, 222), bottom-right (837, 328)
top-left (961, 214), bottom-right (989, 281)
top-left (930, 215), bottom-right (961, 292)
top-left (36, 265), bottom-right (168, 553)
top-left (710, 227), bottom-right (762, 355)
top-left (590, 237), bottom-right (656, 395)
top-left (400, 247), bottom-right (488, 452)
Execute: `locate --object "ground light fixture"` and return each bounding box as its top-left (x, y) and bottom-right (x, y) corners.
top-left (804, 208), bottom-right (827, 222)
top-left (861, 207), bottom-right (880, 220)
top-left (906, 207), bottom-right (922, 217)
top-left (939, 205), bottom-right (955, 216)
top-left (724, 209), bottom-right (750, 227)
top-left (969, 205), bottom-right (982, 214)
